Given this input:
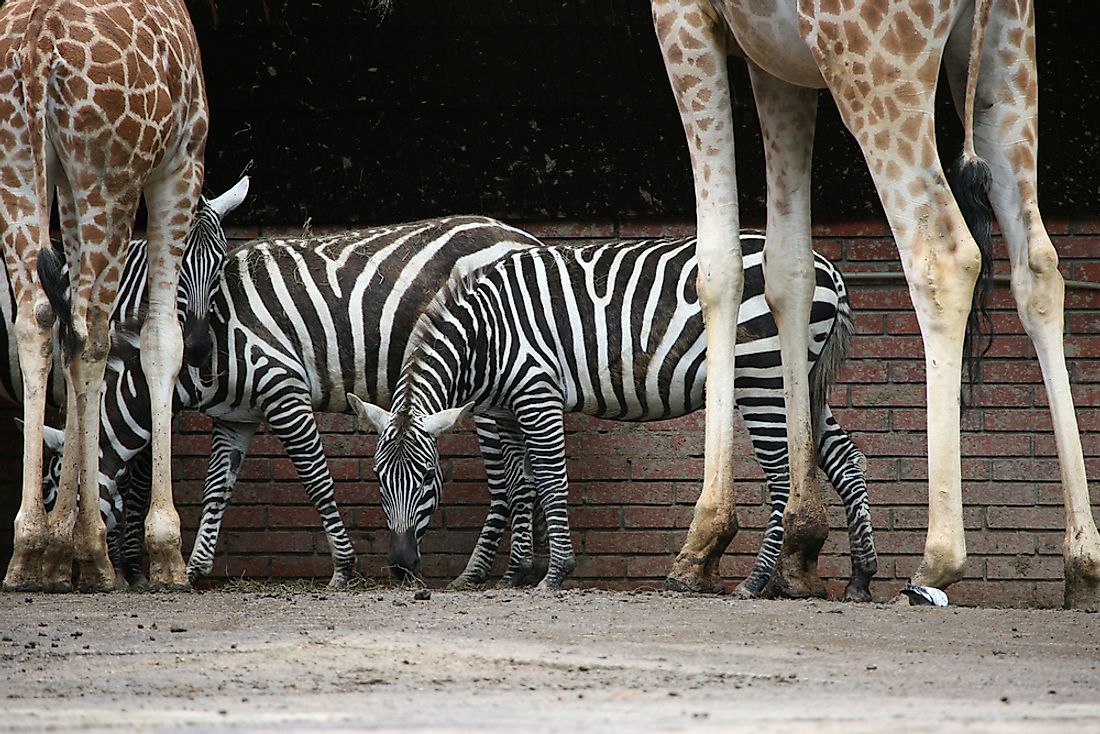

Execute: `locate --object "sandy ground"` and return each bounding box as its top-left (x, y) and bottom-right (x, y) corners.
top-left (1, 586), bottom-right (1099, 733)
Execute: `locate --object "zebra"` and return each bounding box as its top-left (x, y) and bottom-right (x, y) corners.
top-left (41, 216), bottom-right (547, 588)
top-left (8, 176), bottom-right (249, 587)
top-left (348, 234), bottom-right (878, 597)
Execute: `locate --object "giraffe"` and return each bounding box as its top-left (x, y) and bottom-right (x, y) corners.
top-left (652, 0), bottom-right (1100, 608)
top-left (0, 0), bottom-right (207, 591)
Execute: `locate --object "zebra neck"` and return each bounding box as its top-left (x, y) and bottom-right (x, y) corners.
top-left (394, 311), bottom-right (479, 417)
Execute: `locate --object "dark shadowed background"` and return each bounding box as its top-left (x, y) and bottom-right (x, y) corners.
top-left (184, 1), bottom-right (1099, 227)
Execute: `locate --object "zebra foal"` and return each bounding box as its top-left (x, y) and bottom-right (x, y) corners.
top-left (350, 234), bottom-right (878, 597)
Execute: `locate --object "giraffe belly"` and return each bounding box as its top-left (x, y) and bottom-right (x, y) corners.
top-left (718, 1), bottom-right (826, 89)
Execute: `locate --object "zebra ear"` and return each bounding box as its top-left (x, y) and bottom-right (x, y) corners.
top-left (347, 393), bottom-right (391, 434)
top-left (207, 176), bottom-right (250, 221)
top-left (421, 402), bottom-right (474, 438)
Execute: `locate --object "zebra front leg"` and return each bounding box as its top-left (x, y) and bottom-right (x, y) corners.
top-left (187, 420), bottom-right (258, 584)
top-left (516, 401), bottom-right (575, 591)
top-left (120, 448), bottom-right (154, 589)
top-left (816, 408), bottom-right (877, 602)
top-left (451, 417), bottom-right (516, 589)
top-left (266, 402), bottom-right (360, 588)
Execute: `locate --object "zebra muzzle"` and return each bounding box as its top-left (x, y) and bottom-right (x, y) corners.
top-left (388, 528), bottom-right (421, 580)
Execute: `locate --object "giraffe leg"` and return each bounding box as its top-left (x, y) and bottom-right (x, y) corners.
top-left (3, 301), bottom-right (54, 591)
top-left (140, 163), bottom-right (203, 590)
top-left (68, 308), bottom-right (115, 592)
top-left (653, 0), bottom-right (743, 593)
top-left (802, 9), bottom-right (976, 593)
top-left (748, 65), bottom-right (828, 599)
top-left (947, 3), bottom-right (1100, 609)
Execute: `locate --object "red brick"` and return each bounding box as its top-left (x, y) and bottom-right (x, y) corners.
top-left (584, 530), bottom-right (675, 555)
top-left (986, 555), bottom-right (1064, 580)
top-left (622, 505), bottom-right (692, 529)
top-left (812, 219), bottom-right (890, 237)
top-left (987, 506), bottom-right (1067, 530)
top-left (224, 530), bottom-right (317, 554)
top-left (270, 556), bottom-right (336, 580)
top-left (572, 506), bottom-right (623, 528)
top-left (583, 481), bottom-right (675, 505)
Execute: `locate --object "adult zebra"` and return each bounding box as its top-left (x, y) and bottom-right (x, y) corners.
top-left (6, 176), bottom-right (248, 587)
top-left (350, 234), bottom-right (878, 597)
top-left (41, 217), bottom-right (547, 588)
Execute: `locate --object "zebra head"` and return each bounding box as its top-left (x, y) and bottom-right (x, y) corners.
top-left (348, 393), bottom-right (473, 582)
top-left (180, 176), bottom-right (250, 366)
top-left (20, 422), bottom-right (125, 531)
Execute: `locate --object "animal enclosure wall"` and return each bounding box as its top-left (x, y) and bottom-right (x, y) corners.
top-left (2, 3), bottom-right (1099, 606)
top-left (10, 216), bottom-right (1076, 608)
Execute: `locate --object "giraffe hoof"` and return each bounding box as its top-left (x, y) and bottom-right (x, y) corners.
top-left (2, 580), bottom-right (44, 593)
top-left (1064, 553), bottom-right (1100, 611)
top-left (42, 580), bottom-right (74, 594)
top-left (663, 572), bottom-right (725, 595)
top-left (144, 582), bottom-right (193, 593)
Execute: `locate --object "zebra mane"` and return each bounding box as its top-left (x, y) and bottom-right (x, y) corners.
top-left (395, 260), bottom-right (496, 416)
top-left (407, 262), bottom-right (487, 365)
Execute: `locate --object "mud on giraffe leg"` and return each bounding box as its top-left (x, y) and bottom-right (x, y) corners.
top-left (653, 0), bottom-right (745, 593)
top-left (3, 302), bottom-right (55, 591)
top-left (947, 1), bottom-right (1100, 610)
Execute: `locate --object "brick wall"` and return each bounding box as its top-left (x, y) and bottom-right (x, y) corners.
top-left (3, 219), bottom-right (1100, 607)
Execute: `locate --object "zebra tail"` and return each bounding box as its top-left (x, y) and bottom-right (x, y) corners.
top-left (808, 286), bottom-right (854, 454)
top-left (36, 245), bottom-right (78, 365)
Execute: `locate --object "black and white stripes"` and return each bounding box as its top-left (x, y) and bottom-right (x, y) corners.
top-left (352, 234), bottom-right (877, 594)
top-left (49, 215), bottom-right (544, 587)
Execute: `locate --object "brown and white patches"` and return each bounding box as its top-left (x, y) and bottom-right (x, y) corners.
top-left (0, 0), bottom-right (208, 592)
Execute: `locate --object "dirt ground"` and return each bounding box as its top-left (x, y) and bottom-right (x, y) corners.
top-left (1, 586), bottom-right (1098, 733)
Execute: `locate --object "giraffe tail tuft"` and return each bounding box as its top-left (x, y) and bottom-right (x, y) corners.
top-left (36, 244), bottom-right (81, 365)
top-left (949, 153), bottom-right (995, 406)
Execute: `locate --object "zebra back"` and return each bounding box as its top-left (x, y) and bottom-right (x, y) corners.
top-left (193, 216), bottom-right (543, 417)
top-left (410, 233), bottom-right (846, 422)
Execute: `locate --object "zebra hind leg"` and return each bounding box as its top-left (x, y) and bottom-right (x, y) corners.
top-left (266, 403), bottom-right (361, 588)
top-left (818, 410), bottom-right (878, 602)
top-left (121, 448), bottom-right (154, 589)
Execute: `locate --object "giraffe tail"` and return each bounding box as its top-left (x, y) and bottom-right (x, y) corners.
top-left (951, 0), bottom-right (995, 400)
top-left (36, 244), bottom-right (79, 365)
top-left (20, 6), bottom-right (80, 358)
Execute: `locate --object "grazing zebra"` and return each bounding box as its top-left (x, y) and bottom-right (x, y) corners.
top-left (42, 217), bottom-right (546, 588)
top-left (8, 176), bottom-right (248, 586)
top-left (349, 234), bottom-right (878, 597)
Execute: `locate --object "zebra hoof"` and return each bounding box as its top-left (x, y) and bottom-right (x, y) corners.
top-left (843, 582), bottom-right (872, 603)
top-left (448, 576), bottom-right (483, 591)
top-left (730, 582), bottom-right (762, 600)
